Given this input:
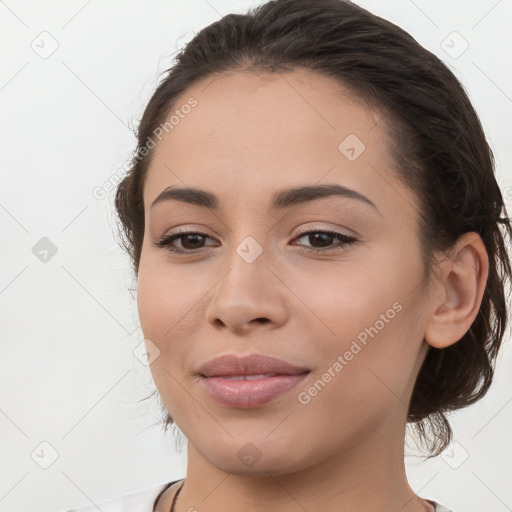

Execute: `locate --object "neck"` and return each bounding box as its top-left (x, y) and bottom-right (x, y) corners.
top-left (174, 406), bottom-right (430, 512)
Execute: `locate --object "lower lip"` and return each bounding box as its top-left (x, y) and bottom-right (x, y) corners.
top-left (200, 373), bottom-right (309, 409)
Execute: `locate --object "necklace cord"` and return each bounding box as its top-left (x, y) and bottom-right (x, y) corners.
top-left (170, 480), bottom-right (184, 512)
top-left (168, 480), bottom-right (436, 511)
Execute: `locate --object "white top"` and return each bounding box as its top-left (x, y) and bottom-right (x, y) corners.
top-left (63, 482), bottom-right (169, 512)
top-left (63, 482), bottom-right (456, 512)
top-left (433, 503), bottom-right (456, 512)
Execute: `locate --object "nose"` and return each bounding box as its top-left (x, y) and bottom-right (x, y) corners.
top-left (205, 243), bottom-right (289, 334)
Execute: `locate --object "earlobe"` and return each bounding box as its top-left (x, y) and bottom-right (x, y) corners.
top-left (424, 232), bottom-right (489, 349)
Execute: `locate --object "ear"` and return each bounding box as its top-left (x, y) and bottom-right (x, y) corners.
top-left (424, 232), bottom-right (489, 349)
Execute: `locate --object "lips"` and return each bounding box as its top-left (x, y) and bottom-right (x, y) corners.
top-left (197, 353), bottom-right (309, 377)
top-left (217, 373), bottom-right (280, 380)
top-left (197, 353), bottom-right (310, 409)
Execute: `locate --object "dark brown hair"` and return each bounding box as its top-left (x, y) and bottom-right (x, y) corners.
top-left (115, 0), bottom-right (512, 458)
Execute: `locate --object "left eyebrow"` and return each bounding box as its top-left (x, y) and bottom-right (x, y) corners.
top-left (150, 183), bottom-right (380, 215)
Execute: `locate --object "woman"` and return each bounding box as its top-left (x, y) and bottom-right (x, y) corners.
top-left (77, 0), bottom-right (511, 511)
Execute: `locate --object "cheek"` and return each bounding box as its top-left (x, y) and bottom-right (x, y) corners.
top-left (136, 256), bottom-right (206, 341)
top-left (291, 306), bottom-right (418, 446)
top-left (284, 259), bottom-right (399, 348)
top-left (136, 260), bottom-right (203, 418)
top-left (289, 251), bottom-right (425, 390)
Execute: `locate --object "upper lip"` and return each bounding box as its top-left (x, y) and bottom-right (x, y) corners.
top-left (197, 353), bottom-right (310, 377)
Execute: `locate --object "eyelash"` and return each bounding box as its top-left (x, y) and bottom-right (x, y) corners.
top-left (153, 229), bottom-right (357, 255)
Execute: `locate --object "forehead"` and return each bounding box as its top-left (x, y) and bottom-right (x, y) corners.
top-left (143, 68), bottom-right (400, 211)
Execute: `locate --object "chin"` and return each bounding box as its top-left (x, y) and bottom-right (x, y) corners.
top-left (193, 433), bottom-right (314, 476)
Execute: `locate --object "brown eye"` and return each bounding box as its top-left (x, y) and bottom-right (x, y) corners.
top-left (153, 232), bottom-right (217, 254)
top-left (292, 230), bottom-right (356, 253)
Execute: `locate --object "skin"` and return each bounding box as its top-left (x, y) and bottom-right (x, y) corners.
top-left (137, 68), bottom-right (489, 512)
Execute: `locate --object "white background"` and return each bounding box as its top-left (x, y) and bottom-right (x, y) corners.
top-left (1, 1), bottom-right (511, 511)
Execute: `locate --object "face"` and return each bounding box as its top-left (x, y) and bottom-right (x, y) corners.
top-left (137, 69), bottom-right (432, 475)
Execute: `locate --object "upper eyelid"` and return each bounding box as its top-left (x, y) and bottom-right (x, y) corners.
top-left (164, 227), bottom-right (352, 240)
top-left (161, 228), bottom-right (356, 246)
top-left (165, 223), bottom-right (355, 237)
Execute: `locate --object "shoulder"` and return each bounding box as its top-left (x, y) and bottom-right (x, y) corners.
top-left (63, 480), bottom-right (182, 512)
